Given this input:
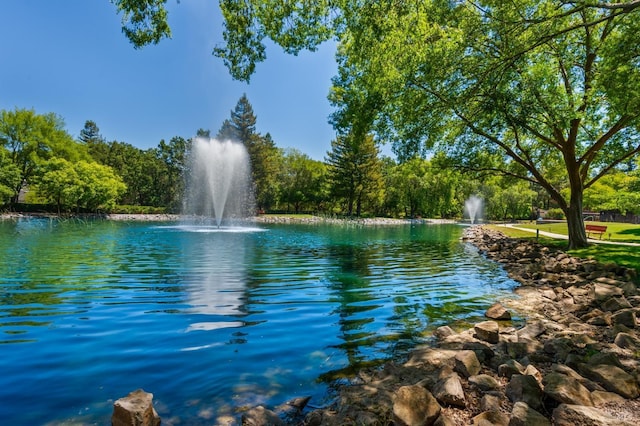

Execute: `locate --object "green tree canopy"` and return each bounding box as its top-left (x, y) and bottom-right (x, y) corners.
top-left (35, 158), bottom-right (126, 212)
top-left (0, 108), bottom-right (89, 203)
top-left (184, 0), bottom-right (639, 248)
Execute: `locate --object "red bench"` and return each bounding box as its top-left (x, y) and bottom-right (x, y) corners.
top-left (585, 224), bottom-right (607, 239)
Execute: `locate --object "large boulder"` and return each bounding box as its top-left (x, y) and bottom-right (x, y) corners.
top-left (393, 385), bottom-right (441, 426)
top-left (591, 283), bottom-right (624, 304)
top-left (552, 404), bottom-right (634, 426)
top-left (454, 350), bottom-right (481, 378)
top-left (579, 363), bottom-right (640, 398)
top-left (469, 374), bottom-right (500, 391)
top-left (612, 309), bottom-right (637, 328)
top-left (509, 401), bottom-right (550, 426)
top-left (241, 406), bottom-right (284, 426)
top-left (432, 373), bottom-right (466, 407)
top-left (542, 372), bottom-right (593, 406)
top-left (485, 303), bottom-right (512, 320)
top-left (471, 410), bottom-right (509, 426)
top-left (112, 389), bottom-right (161, 426)
top-left (505, 374), bottom-right (543, 410)
top-left (474, 321), bottom-right (500, 344)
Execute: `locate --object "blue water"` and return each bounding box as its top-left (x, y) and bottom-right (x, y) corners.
top-left (0, 219), bottom-right (516, 424)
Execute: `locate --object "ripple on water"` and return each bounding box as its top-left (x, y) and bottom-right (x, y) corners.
top-left (0, 221), bottom-right (517, 424)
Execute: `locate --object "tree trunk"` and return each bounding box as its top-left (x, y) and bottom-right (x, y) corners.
top-left (565, 189), bottom-right (589, 249)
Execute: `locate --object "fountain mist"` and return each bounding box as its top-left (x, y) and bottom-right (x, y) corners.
top-left (183, 137), bottom-right (254, 226)
top-left (464, 195), bottom-right (483, 224)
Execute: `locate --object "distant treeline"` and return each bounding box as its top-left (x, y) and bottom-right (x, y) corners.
top-left (2, 96), bottom-right (639, 220)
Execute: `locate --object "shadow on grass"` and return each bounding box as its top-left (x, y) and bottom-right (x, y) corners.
top-left (617, 228), bottom-right (640, 237)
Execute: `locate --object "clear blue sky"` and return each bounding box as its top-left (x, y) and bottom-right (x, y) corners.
top-left (0, 0), bottom-right (339, 160)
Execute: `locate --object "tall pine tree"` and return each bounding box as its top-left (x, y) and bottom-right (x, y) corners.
top-left (326, 133), bottom-right (383, 217)
top-left (221, 94), bottom-right (282, 212)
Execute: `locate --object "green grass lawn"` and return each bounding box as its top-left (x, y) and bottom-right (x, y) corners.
top-left (516, 221), bottom-right (640, 243)
top-left (489, 223), bottom-right (640, 277)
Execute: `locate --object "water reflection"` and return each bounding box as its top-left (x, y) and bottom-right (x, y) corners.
top-left (176, 226), bottom-right (258, 329)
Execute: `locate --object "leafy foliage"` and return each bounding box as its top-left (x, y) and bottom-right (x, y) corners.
top-left (0, 108), bottom-right (89, 203)
top-left (111, 0), bottom-right (171, 47)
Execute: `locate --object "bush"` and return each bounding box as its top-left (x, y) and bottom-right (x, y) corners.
top-left (545, 208), bottom-right (565, 220)
top-left (110, 205), bottom-right (168, 214)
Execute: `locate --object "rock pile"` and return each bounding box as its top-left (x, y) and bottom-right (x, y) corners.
top-left (295, 225), bottom-right (640, 425)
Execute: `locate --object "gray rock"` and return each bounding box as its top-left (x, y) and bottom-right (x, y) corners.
top-left (601, 296), bottom-right (632, 312)
top-left (486, 302), bottom-right (512, 320)
top-left (612, 309), bottom-right (637, 328)
top-left (614, 332), bottom-right (640, 349)
top-left (241, 406), bottom-right (284, 426)
top-left (505, 374), bottom-right (543, 410)
top-left (405, 348), bottom-right (458, 368)
top-left (475, 321), bottom-right (500, 344)
top-left (542, 372), bottom-right (593, 406)
top-left (552, 363), bottom-right (604, 392)
top-left (472, 410), bottom-right (509, 426)
top-left (479, 393), bottom-right (502, 411)
top-left (506, 337), bottom-right (543, 359)
top-left (539, 288), bottom-right (557, 301)
top-left (509, 401), bottom-right (550, 426)
top-left (469, 374), bottom-right (501, 391)
top-left (552, 404), bottom-right (634, 426)
top-left (433, 373), bottom-right (466, 407)
top-left (543, 337), bottom-right (573, 362)
top-left (522, 364), bottom-right (542, 383)
top-left (498, 359), bottom-right (525, 378)
top-left (393, 385), bottom-right (441, 426)
top-left (579, 363), bottom-right (639, 398)
top-left (433, 414), bottom-right (456, 426)
top-left (112, 389), bottom-right (161, 426)
top-left (591, 283), bottom-right (624, 303)
top-left (517, 321), bottom-right (546, 340)
top-left (462, 341), bottom-right (495, 363)
top-left (454, 350), bottom-right (481, 378)
top-left (433, 325), bottom-right (456, 340)
top-left (596, 277), bottom-right (637, 297)
top-left (586, 352), bottom-right (624, 369)
top-left (591, 390), bottom-right (626, 407)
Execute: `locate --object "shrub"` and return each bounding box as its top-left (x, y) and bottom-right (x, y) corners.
top-left (545, 208), bottom-right (565, 220)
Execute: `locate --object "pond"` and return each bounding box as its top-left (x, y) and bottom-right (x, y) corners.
top-left (0, 219), bottom-right (517, 424)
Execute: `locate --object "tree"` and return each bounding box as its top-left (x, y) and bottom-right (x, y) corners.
top-left (74, 161), bottom-right (126, 212)
top-left (236, 2), bottom-right (640, 248)
top-left (223, 95), bottom-right (282, 211)
top-left (115, 1), bottom-right (640, 247)
top-left (78, 120), bottom-right (104, 145)
top-left (326, 2), bottom-right (640, 248)
top-left (215, 120), bottom-right (237, 141)
top-left (326, 133), bottom-right (383, 217)
top-left (0, 147), bottom-right (20, 205)
top-left (278, 148), bottom-right (327, 214)
top-left (0, 108), bottom-right (88, 204)
top-left (583, 170), bottom-right (640, 214)
top-left (35, 158), bottom-right (82, 213)
top-left (112, 0), bottom-right (171, 47)
top-left (157, 136), bottom-right (189, 211)
top-left (35, 158), bottom-right (126, 213)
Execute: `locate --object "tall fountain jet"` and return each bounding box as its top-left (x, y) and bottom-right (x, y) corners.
top-left (183, 137), bottom-right (254, 227)
top-left (464, 195), bottom-right (483, 224)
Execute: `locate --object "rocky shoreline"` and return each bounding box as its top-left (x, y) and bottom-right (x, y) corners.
top-left (234, 225), bottom-right (640, 425)
top-left (0, 212), bottom-right (455, 226)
